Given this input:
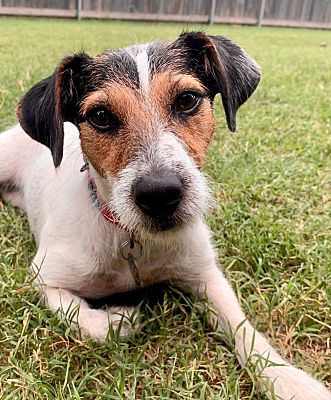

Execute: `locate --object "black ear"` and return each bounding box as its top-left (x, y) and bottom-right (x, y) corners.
top-left (17, 53), bottom-right (91, 167)
top-left (176, 32), bottom-right (261, 132)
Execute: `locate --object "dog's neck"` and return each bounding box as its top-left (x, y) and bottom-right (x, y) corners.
top-left (82, 156), bottom-right (128, 232)
top-left (81, 156), bottom-right (144, 286)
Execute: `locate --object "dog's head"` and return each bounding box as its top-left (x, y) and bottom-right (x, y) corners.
top-left (17, 32), bottom-right (260, 237)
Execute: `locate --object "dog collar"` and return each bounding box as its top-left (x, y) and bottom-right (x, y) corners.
top-left (81, 156), bottom-right (128, 232)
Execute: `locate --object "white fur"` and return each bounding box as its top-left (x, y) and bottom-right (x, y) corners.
top-left (126, 44), bottom-right (150, 93)
top-left (135, 49), bottom-right (150, 93)
top-left (0, 122), bottom-right (330, 400)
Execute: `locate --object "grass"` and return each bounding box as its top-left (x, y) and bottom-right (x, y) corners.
top-left (0, 17), bottom-right (330, 399)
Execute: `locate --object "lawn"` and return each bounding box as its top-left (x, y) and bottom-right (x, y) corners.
top-left (0, 17), bottom-right (330, 399)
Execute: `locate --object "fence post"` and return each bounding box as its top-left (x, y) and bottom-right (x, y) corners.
top-left (208, 0), bottom-right (217, 25)
top-left (77, 0), bottom-right (82, 20)
top-left (257, 0), bottom-right (266, 26)
top-left (159, 0), bottom-right (164, 14)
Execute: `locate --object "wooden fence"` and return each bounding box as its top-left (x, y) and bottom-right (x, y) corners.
top-left (0, 0), bottom-right (330, 29)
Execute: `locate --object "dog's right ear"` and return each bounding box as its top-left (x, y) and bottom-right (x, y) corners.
top-left (17, 53), bottom-right (91, 168)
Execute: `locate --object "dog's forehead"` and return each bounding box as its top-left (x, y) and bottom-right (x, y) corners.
top-left (123, 43), bottom-right (155, 91)
top-left (92, 41), bottom-right (189, 89)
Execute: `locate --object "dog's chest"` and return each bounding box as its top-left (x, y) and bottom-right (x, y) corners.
top-left (74, 248), bottom-right (175, 299)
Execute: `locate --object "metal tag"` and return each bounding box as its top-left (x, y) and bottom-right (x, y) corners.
top-left (121, 232), bottom-right (143, 288)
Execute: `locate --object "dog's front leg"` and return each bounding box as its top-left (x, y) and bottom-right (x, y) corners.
top-left (40, 286), bottom-right (138, 342)
top-left (40, 286), bottom-right (138, 341)
top-left (178, 225), bottom-right (331, 400)
top-left (191, 267), bottom-right (330, 399)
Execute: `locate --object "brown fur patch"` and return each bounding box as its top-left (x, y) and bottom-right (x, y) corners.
top-left (80, 83), bottom-right (152, 176)
top-left (171, 103), bottom-right (216, 166)
top-left (15, 104), bottom-right (22, 121)
top-left (80, 123), bottom-right (132, 177)
top-left (150, 72), bottom-right (216, 166)
top-left (81, 83), bottom-right (143, 123)
top-left (80, 91), bottom-right (109, 115)
top-left (150, 73), bottom-right (206, 108)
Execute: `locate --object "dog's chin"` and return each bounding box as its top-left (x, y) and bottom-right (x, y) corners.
top-left (147, 216), bottom-right (184, 233)
top-left (132, 213), bottom-right (198, 244)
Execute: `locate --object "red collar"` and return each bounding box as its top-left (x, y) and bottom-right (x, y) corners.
top-left (82, 156), bottom-right (128, 232)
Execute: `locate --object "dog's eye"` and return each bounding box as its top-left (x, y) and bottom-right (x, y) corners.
top-left (174, 92), bottom-right (202, 115)
top-left (87, 108), bottom-right (119, 131)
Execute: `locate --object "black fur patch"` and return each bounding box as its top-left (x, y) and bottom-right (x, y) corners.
top-left (86, 283), bottom-right (170, 309)
top-left (0, 180), bottom-right (20, 194)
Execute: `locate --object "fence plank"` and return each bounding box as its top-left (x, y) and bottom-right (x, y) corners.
top-left (0, 0), bottom-right (330, 28)
top-left (77, 0), bottom-right (81, 18)
top-left (80, 10), bottom-right (208, 22)
top-left (257, 0), bottom-right (266, 26)
top-left (0, 5), bottom-right (75, 16)
top-left (208, 0), bottom-right (216, 24)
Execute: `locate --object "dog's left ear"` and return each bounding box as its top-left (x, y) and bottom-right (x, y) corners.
top-left (17, 53), bottom-right (91, 167)
top-left (175, 32), bottom-right (261, 132)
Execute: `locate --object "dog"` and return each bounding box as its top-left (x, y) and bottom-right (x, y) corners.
top-left (0, 31), bottom-right (330, 400)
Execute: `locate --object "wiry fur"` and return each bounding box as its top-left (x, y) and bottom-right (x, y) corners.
top-left (0, 32), bottom-right (330, 400)
top-left (109, 132), bottom-right (211, 237)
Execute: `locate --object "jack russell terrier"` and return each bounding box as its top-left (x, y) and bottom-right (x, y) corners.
top-left (0, 31), bottom-right (329, 400)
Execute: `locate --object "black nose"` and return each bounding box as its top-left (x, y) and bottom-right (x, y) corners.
top-left (133, 172), bottom-right (183, 217)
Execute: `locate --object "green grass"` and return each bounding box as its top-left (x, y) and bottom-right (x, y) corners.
top-left (0, 17), bottom-right (330, 399)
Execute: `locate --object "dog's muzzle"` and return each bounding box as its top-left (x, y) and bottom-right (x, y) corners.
top-left (133, 170), bottom-right (183, 220)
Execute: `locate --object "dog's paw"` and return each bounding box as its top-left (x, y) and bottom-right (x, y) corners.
top-left (78, 306), bottom-right (140, 342)
top-left (106, 305), bottom-right (141, 338)
top-left (263, 365), bottom-right (331, 400)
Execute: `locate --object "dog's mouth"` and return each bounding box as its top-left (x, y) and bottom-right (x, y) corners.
top-left (141, 213), bottom-right (186, 233)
